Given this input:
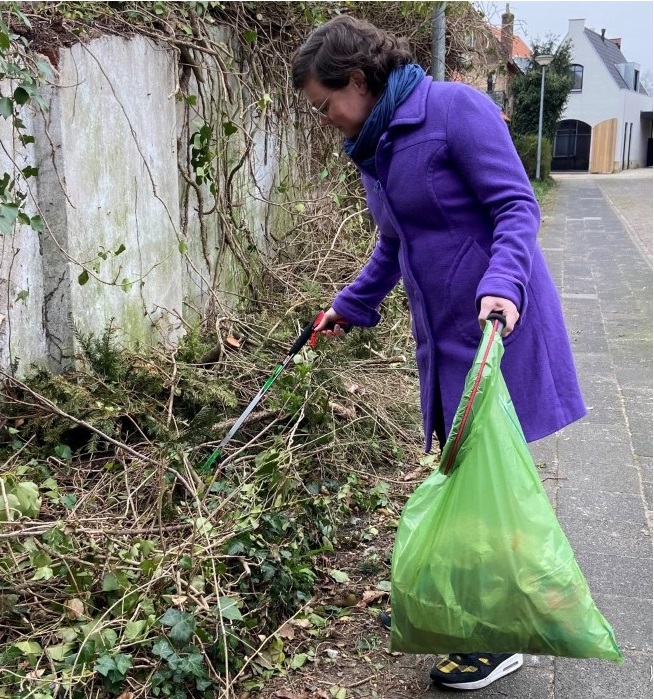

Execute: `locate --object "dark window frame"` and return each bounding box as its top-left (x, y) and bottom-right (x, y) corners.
top-left (570, 64), bottom-right (584, 92)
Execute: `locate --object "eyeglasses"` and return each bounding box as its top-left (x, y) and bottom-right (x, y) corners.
top-left (309, 91), bottom-right (333, 118)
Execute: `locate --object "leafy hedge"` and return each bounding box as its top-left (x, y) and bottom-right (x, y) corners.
top-left (513, 134), bottom-right (552, 180)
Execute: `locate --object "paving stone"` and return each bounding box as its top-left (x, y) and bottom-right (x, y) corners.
top-left (554, 652), bottom-right (653, 699)
top-left (592, 593), bottom-right (653, 652)
top-left (557, 422), bottom-right (634, 467)
top-left (573, 550), bottom-right (652, 599)
top-left (559, 508), bottom-right (651, 558)
top-left (558, 458), bottom-right (641, 494)
top-left (557, 488), bottom-right (648, 524)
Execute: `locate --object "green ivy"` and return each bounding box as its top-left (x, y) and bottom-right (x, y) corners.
top-left (0, 5), bottom-right (52, 235)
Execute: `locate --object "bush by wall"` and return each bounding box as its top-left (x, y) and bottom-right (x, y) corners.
top-left (513, 134), bottom-right (552, 179)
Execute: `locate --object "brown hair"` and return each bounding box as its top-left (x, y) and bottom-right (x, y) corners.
top-left (292, 15), bottom-right (413, 96)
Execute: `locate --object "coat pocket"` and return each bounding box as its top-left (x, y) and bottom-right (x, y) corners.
top-left (447, 237), bottom-right (527, 347)
top-left (446, 238), bottom-right (490, 345)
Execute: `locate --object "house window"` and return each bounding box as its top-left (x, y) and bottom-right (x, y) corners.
top-left (634, 69), bottom-right (640, 91)
top-left (570, 64), bottom-right (584, 91)
top-left (554, 120), bottom-right (578, 157)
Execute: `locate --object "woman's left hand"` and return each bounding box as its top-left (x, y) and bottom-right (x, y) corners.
top-left (478, 296), bottom-right (519, 337)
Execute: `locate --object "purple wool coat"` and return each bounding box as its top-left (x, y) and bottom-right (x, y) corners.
top-left (332, 77), bottom-right (586, 452)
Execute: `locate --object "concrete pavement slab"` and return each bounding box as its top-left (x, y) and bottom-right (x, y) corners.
top-left (529, 171), bottom-right (653, 698)
top-left (554, 652), bottom-right (653, 699)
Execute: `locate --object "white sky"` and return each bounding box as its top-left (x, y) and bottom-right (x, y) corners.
top-left (481, 1), bottom-right (653, 75)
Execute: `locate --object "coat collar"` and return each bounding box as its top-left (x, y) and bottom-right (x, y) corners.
top-left (388, 75), bottom-right (431, 129)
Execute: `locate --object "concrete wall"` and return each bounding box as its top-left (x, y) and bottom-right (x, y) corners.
top-left (0, 102), bottom-right (48, 371)
top-left (0, 30), bottom-right (302, 374)
top-left (32, 35), bottom-right (183, 371)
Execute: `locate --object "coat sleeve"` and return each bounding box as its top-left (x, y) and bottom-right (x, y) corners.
top-left (446, 85), bottom-right (541, 316)
top-left (332, 232), bottom-right (401, 327)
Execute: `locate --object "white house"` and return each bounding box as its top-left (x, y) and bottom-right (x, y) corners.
top-left (553, 18), bottom-right (653, 173)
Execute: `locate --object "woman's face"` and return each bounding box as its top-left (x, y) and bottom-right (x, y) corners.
top-left (303, 72), bottom-right (378, 139)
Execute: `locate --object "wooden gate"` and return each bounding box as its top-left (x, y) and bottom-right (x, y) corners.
top-left (589, 118), bottom-right (618, 173)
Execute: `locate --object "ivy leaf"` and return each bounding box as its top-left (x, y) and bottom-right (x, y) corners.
top-left (114, 243), bottom-right (126, 255)
top-left (13, 640), bottom-right (42, 657)
top-left (60, 493), bottom-right (77, 509)
top-left (218, 596), bottom-right (242, 621)
top-left (222, 120), bottom-right (237, 137)
top-left (31, 565), bottom-right (54, 581)
top-left (178, 240), bottom-right (188, 255)
top-left (114, 653), bottom-right (132, 676)
top-left (13, 86), bottom-right (30, 105)
top-left (46, 643), bottom-right (74, 661)
top-left (99, 628), bottom-right (118, 651)
top-left (160, 608), bottom-right (183, 627)
top-left (151, 637), bottom-right (175, 660)
top-left (78, 268), bottom-right (89, 285)
top-left (160, 608), bottom-right (196, 644)
top-left (124, 619), bottom-right (146, 642)
top-left (54, 444), bottom-right (72, 460)
top-left (102, 570), bottom-right (130, 592)
top-left (289, 652), bottom-right (308, 669)
top-left (242, 29), bottom-right (257, 43)
top-left (13, 481), bottom-right (41, 517)
top-left (329, 569), bottom-right (350, 583)
top-left (177, 652), bottom-right (205, 678)
top-left (0, 96), bottom-right (12, 118)
top-left (169, 616), bottom-right (195, 645)
top-left (94, 653), bottom-right (116, 677)
top-left (15, 289), bottom-right (29, 302)
top-left (0, 203), bottom-right (19, 235)
top-left (29, 215), bottom-right (43, 231)
top-left (257, 93), bottom-right (271, 110)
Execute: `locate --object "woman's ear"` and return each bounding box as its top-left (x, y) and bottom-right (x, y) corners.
top-left (350, 69), bottom-right (369, 94)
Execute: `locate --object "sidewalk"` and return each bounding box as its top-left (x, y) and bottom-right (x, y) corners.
top-left (483, 171), bottom-right (653, 698)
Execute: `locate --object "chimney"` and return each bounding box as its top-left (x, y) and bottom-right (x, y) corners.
top-left (568, 19), bottom-right (586, 35)
top-left (601, 28), bottom-right (606, 41)
top-left (501, 3), bottom-right (514, 62)
top-left (609, 37), bottom-right (622, 49)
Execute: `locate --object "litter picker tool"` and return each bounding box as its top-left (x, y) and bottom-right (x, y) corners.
top-left (201, 310), bottom-right (348, 474)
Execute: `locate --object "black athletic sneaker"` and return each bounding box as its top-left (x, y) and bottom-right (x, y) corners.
top-left (379, 611), bottom-right (392, 631)
top-left (430, 652), bottom-right (524, 690)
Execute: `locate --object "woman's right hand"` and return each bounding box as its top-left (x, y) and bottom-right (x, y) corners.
top-left (314, 307), bottom-right (351, 337)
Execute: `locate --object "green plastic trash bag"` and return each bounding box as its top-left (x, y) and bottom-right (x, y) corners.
top-left (390, 320), bottom-right (622, 661)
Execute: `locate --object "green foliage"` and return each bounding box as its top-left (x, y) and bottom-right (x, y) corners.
top-left (190, 123), bottom-right (218, 196)
top-left (0, 477), bottom-right (41, 520)
top-left (0, 4), bottom-right (52, 236)
top-left (0, 310), bottom-right (418, 697)
top-left (530, 176), bottom-right (556, 206)
top-left (511, 39), bottom-right (575, 141)
top-left (513, 134), bottom-right (552, 179)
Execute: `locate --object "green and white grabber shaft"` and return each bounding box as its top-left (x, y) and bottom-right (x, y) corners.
top-left (201, 310), bottom-right (349, 474)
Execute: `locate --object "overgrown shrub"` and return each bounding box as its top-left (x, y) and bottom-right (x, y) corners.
top-left (513, 134), bottom-right (552, 179)
top-left (0, 316), bottom-right (421, 698)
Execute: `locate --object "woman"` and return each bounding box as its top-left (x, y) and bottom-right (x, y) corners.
top-left (292, 15), bottom-right (586, 691)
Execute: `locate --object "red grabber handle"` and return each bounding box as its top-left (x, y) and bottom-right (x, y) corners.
top-left (308, 310), bottom-right (351, 347)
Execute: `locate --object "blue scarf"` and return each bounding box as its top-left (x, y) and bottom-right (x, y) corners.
top-left (343, 63), bottom-right (426, 178)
